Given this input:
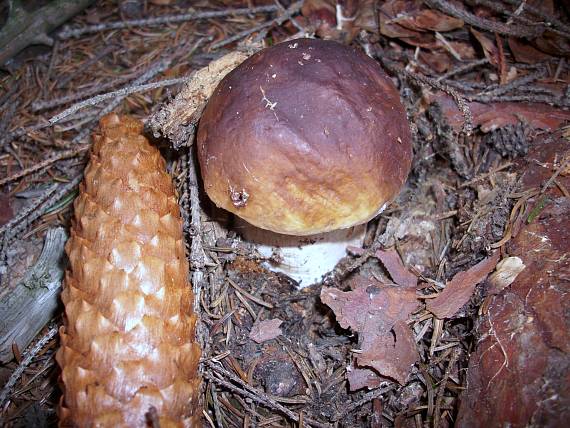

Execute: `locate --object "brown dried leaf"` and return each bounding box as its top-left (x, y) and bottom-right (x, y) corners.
top-left (508, 37), bottom-right (553, 64)
top-left (427, 252), bottom-right (500, 319)
top-left (379, 0), bottom-right (438, 48)
top-left (375, 249), bottom-right (418, 288)
top-left (249, 319), bottom-right (283, 344)
top-left (321, 281), bottom-right (418, 333)
top-left (419, 49), bottom-right (452, 73)
top-left (301, 0), bottom-right (337, 36)
top-left (359, 321), bottom-right (418, 384)
top-left (354, 0), bottom-right (379, 33)
top-left (322, 278), bottom-right (419, 383)
top-left (534, 30), bottom-right (570, 57)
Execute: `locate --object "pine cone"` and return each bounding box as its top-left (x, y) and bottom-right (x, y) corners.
top-left (56, 114), bottom-right (201, 427)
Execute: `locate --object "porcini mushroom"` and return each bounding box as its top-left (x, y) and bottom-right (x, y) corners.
top-left (197, 38), bottom-right (412, 286)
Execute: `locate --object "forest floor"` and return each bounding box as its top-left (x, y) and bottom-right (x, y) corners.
top-left (0, 1), bottom-right (569, 427)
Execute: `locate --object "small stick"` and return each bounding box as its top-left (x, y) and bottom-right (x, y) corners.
top-left (48, 58), bottom-right (175, 126)
top-left (0, 325), bottom-right (58, 410)
top-left (0, 175), bottom-right (82, 250)
top-left (69, 58), bottom-right (172, 144)
top-left (433, 349), bottom-right (460, 428)
top-left (58, 5), bottom-right (280, 39)
top-left (211, 1), bottom-right (303, 50)
top-left (476, 69), bottom-right (546, 98)
top-left (425, 0), bottom-right (537, 37)
top-left (378, 55), bottom-right (473, 135)
top-left (332, 384), bottom-right (396, 421)
top-left (0, 146), bottom-right (88, 187)
top-left (34, 69), bottom-right (169, 112)
top-left (1, 74), bottom-right (187, 149)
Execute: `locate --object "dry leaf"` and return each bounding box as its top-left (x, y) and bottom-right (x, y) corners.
top-left (321, 277), bottom-right (418, 383)
top-left (249, 319), bottom-right (283, 344)
top-left (359, 321), bottom-right (418, 385)
top-left (301, 0), bottom-right (337, 37)
top-left (375, 249), bottom-right (418, 288)
top-left (508, 37), bottom-right (553, 64)
top-left (419, 49), bottom-right (452, 73)
top-left (427, 252), bottom-right (500, 319)
top-left (379, 0), bottom-right (438, 48)
top-left (321, 281), bottom-right (418, 333)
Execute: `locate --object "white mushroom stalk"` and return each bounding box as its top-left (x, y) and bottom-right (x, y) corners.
top-left (236, 218), bottom-right (367, 287)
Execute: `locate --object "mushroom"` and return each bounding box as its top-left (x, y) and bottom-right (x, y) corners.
top-left (197, 38), bottom-right (412, 286)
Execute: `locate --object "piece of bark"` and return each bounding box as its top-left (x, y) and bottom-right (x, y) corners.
top-left (0, 228), bottom-right (66, 363)
top-left (57, 114), bottom-right (201, 427)
top-left (0, 0), bottom-right (95, 66)
top-left (147, 50), bottom-right (251, 149)
top-left (427, 252), bottom-right (500, 319)
top-left (457, 134), bottom-right (570, 427)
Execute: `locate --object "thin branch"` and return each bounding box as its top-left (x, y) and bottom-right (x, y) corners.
top-left (436, 58), bottom-right (489, 82)
top-left (425, 0), bottom-right (539, 37)
top-left (211, 1), bottom-right (303, 50)
top-left (332, 384), bottom-right (397, 421)
top-left (0, 146), bottom-right (88, 187)
top-left (0, 325), bottom-right (58, 410)
top-left (501, 0), bottom-right (570, 38)
top-left (378, 54), bottom-right (473, 135)
top-left (32, 74), bottom-right (134, 112)
top-left (57, 5), bottom-right (280, 39)
top-left (0, 174), bottom-right (82, 246)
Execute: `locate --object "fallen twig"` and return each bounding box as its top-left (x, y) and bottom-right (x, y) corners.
top-left (425, 0), bottom-right (538, 38)
top-left (211, 1), bottom-right (303, 50)
top-left (0, 325), bottom-right (58, 411)
top-left (378, 55), bottom-right (474, 135)
top-left (57, 5), bottom-right (280, 39)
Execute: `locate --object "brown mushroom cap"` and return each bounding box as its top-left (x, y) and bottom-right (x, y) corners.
top-left (197, 38), bottom-right (412, 235)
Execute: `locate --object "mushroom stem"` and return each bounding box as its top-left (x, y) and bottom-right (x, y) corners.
top-left (235, 218), bottom-right (367, 288)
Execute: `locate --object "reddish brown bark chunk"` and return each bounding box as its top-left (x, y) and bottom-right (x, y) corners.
top-left (427, 252), bottom-right (500, 319)
top-left (457, 135), bottom-right (570, 427)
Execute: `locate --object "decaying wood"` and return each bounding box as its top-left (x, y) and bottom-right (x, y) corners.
top-left (147, 50), bottom-right (253, 149)
top-left (0, 227), bottom-right (66, 363)
top-left (0, 0), bottom-right (94, 66)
